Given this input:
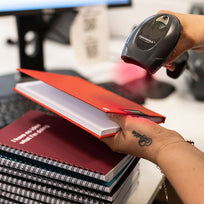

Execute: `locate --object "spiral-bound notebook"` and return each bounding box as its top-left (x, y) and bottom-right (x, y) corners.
top-left (0, 110), bottom-right (135, 184)
top-left (0, 182), bottom-right (69, 204)
top-left (0, 159), bottom-right (139, 203)
top-left (14, 68), bottom-right (165, 138)
top-left (0, 191), bottom-right (42, 204)
top-left (0, 170), bottom-right (139, 204)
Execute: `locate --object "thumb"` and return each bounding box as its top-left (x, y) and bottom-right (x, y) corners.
top-left (106, 113), bottom-right (125, 127)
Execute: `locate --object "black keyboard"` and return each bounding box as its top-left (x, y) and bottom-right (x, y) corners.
top-left (0, 93), bottom-right (53, 129)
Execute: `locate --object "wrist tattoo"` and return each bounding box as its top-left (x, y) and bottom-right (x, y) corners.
top-left (132, 130), bottom-right (152, 147)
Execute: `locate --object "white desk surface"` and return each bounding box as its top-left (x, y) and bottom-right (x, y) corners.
top-left (1, 16), bottom-right (204, 204)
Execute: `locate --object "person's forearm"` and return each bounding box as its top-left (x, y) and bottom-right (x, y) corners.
top-left (157, 142), bottom-right (204, 204)
top-left (102, 114), bottom-right (204, 203)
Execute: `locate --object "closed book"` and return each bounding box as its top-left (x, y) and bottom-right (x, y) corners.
top-left (0, 110), bottom-right (136, 185)
top-left (14, 68), bottom-right (165, 138)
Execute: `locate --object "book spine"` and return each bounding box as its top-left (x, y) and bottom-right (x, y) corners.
top-left (0, 157), bottom-right (110, 193)
top-left (1, 145), bottom-right (104, 180)
top-left (0, 181), bottom-right (111, 204)
top-left (0, 171), bottom-right (112, 202)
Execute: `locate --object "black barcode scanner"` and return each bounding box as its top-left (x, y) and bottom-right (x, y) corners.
top-left (121, 13), bottom-right (188, 79)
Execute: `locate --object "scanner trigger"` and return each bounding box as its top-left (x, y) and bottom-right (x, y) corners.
top-left (166, 51), bottom-right (188, 79)
top-left (166, 51), bottom-right (199, 81)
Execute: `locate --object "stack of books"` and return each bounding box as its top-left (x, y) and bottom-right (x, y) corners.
top-left (0, 69), bottom-right (165, 203)
top-left (0, 110), bottom-right (140, 203)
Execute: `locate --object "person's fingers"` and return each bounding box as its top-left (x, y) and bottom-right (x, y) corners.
top-left (163, 63), bottom-right (175, 71)
top-left (165, 44), bottom-right (184, 64)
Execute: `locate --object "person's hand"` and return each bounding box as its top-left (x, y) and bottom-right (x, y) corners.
top-left (158, 10), bottom-right (204, 71)
top-left (101, 113), bottom-right (184, 164)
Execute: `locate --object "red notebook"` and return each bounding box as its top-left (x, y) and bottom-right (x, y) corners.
top-left (0, 110), bottom-right (135, 183)
top-left (14, 68), bottom-right (165, 138)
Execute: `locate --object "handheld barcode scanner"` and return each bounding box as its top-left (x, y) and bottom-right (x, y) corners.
top-left (121, 13), bottom-right (189, 79)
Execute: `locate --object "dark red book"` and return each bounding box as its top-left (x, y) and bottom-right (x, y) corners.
top-left (0, 110), bottom-right (134, 183)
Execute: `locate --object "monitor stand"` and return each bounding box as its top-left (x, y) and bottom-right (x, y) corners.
top-left (17, 15), bottom-right (46, 71)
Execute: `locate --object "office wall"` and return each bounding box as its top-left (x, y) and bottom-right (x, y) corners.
top-left (108, 0), bottom-right (204, 37)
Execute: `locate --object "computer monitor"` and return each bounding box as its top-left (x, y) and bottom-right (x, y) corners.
top-left (0, 1), bottom-right (131, 15)
top-left (0, 0), bottom-right (131, 72)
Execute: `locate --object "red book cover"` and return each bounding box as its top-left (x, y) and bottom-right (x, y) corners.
top-left (14, 68), bottom-right (165, 138)
top-left (0, 110), bottom-right (133, 182)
